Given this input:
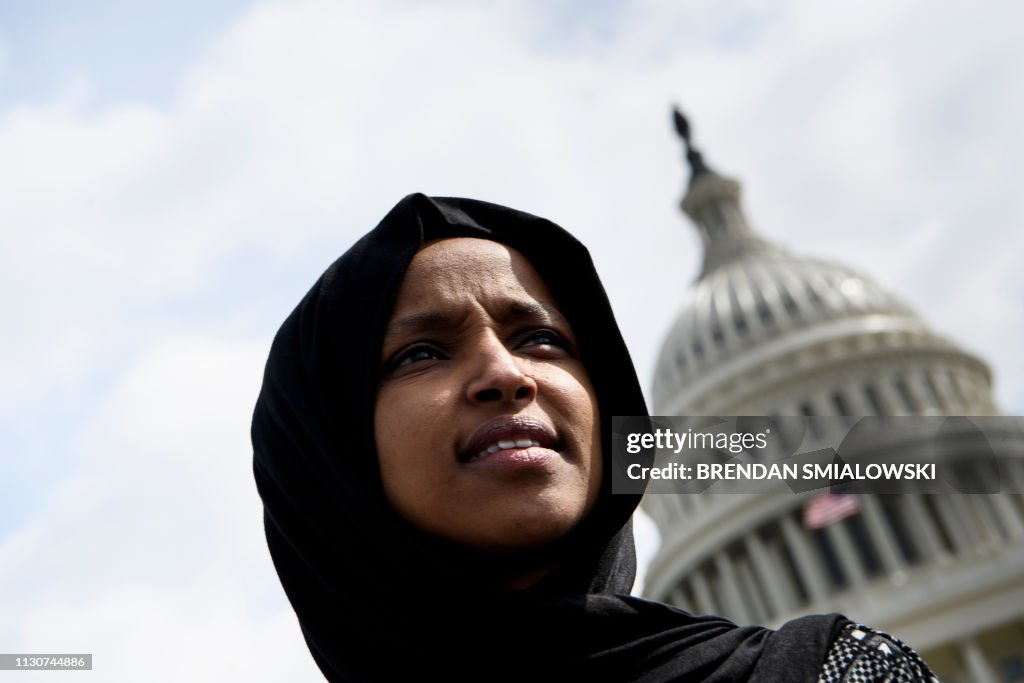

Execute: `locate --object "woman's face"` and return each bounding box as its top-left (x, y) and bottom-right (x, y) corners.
top-left (375, 237), bottom-right (602, 556)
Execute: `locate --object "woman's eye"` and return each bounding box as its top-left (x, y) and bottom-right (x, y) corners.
top-left (389, 344), bottom-right (445, 371)
top-left (521, 329), bottom-right (567, 349)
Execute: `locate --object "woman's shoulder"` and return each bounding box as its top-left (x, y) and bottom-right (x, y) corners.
top-left (816, 621), bottom-right (939, 683)
top-left (608, 598), bottom-right (939, 682)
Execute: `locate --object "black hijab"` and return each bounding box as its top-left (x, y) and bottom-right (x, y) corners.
top-left (252, 194), bottom-right (846, 681)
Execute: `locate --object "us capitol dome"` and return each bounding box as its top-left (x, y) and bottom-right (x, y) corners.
top-left (640, 109), bottom-right (1024, 683)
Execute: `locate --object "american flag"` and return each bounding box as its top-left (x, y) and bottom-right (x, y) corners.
top-left (803, 492), bottom-right (860, 529)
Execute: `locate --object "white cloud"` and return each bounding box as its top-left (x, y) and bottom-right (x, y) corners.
top-left (0, 336), bottom-right (320, 681)
top-left (9, 583), bottom-right (319, 682)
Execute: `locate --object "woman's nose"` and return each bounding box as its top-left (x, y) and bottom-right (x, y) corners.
top-left (465, 336), bottom-right (538, 405)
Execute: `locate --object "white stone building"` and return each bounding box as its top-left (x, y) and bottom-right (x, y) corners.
top-left (640, 112), bottom-right (1024, 683)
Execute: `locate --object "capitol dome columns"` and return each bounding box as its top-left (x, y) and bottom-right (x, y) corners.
top-left (644, 107), bottom-right (1024, 682)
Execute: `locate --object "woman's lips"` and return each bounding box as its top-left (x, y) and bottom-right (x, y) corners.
top-left (463, 444), bottom-right (557, 470)
top-left (459, 416), bottom-right (560, 466)
top-left (471, 437), bottom-right (543, 460)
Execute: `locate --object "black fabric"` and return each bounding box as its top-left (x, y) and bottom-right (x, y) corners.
top-left (252, 193), bottom-right (847, 682)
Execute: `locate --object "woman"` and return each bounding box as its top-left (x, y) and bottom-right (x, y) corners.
top-left (252, 194), bottom-right (936, 682)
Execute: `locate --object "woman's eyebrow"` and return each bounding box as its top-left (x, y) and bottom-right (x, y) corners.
top-left (384, 299), bottom-right (566, 342)
top-left (500, 299), bottom-right (566, 325)
top-left (383, 311), bottom-right (459, 341)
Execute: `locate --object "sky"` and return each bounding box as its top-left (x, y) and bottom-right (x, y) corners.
top-left (1, 0), bottom-right (1022, 680)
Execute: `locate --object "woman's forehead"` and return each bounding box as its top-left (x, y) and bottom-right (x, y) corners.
top-left (402, 237), bottom-right (554, 302)
top-left (381, 238), bottom-right (568, 339)
top-left (413, 237), bottom-right (518, 272)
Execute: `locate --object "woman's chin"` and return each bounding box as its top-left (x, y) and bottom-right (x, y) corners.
top-left (450, 504), bottom-right (586, 557)
top-left (453, 518), bottom-right (580, 589)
